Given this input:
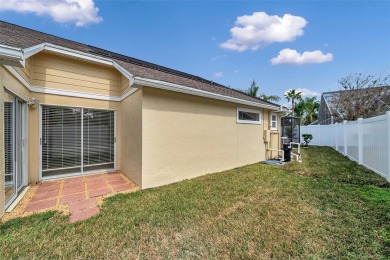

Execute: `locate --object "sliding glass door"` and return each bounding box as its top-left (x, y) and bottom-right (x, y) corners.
top-left (41, 106), bottom-right (115, 179)
top-left (4, 91), bottom-right (26, 208)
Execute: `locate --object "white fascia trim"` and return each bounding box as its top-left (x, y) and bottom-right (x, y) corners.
top-left (21, 43), bottom-right (135, 85)
top-left (30, 85), bottom-right (139, 102)
top-left (0, 44), bottom-right (24, 67)
top-left (31, 85), bottom-right (122, 101)
top-left (113, 61), bottom-right (134, 85)
top-left (43, 43), bottom-right (112, 65)
top-left (23, 43), bottom-right (45, 59)
top-left (134, 77), bottom-right (280, 110)
top-left (4, 65), bottom-right (31, 89)
top-left (3, 65), bottom-right (139, 102)
top-left (0, 44), bottom-right (23, 59)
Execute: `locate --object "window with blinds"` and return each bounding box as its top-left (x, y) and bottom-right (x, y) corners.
top-left (41, 106), bottom-right (115, 178)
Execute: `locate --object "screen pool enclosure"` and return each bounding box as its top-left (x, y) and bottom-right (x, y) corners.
top-left (281, 116), bottom-right (301, 144)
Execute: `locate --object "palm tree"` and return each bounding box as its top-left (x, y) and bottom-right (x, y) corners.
top-left (284, 89), bottom-right (302, 116)
top-left (303, 97), bottom-right (320, 124)
top-left (245, 80), bottom-right (259, 97)
top-left (294, 99), bottom-right (306, 119)
top-left (259, 94), bottom-right (281, 102)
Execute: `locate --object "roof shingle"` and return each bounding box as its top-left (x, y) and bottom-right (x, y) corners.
top-left (0, 20), bottom-right (280, 108)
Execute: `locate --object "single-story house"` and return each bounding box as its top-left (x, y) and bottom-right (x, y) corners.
top-left (0, 21), bottom-right (284, 217)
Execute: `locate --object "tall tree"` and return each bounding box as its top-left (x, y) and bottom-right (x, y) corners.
top-left (245, 80), bottom-right (259, 97)
top-left (302, 97), bottom-right (320, 124)
top-left (331, 73), bottom-right (390, 121)
top-left (259, 94), bottom-right (281, 102)
top-left (284, 89), bottom-right (302, 116)
top-left (293, 98), bottom-right (306, 119)
top-left (293, 97), bottom-right (320, 125)
top-left (245, 80), bottom-right (281, 102)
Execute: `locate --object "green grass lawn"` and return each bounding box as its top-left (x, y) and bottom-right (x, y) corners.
top-left (1, 147), bottom-right (389, 258)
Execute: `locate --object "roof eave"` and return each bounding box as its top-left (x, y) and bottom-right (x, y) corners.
top-left (0, 44), bottom-right (24, 67)
top-left (0, 43), bottom-right (135, 85)
top-left (134, 77), bottom-right (281, 111)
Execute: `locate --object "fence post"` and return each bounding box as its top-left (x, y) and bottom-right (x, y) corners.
top-left (358, 118), bottom-right (363, 165)
top-left (335, 123), bottom-right (338, 151)
top-left (387, 111), bottom-right (390, 181)
top-left (318, 125), bottom-right (321, 146)
top-left (343, 120), bottom-right (347, 155)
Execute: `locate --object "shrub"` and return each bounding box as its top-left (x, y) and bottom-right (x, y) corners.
top-left (302, 134), bottom-right (313, 147)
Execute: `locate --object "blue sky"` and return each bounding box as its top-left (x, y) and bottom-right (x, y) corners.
top-left (1, 0), bottom-right (389, 103)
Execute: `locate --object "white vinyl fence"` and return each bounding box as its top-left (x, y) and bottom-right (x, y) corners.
top-left (301, 111), bottom-right (390, 182)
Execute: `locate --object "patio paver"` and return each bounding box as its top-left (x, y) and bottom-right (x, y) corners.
top-left (24, 198), bottom-right (58, 212)
top-left (89, 187), bottom-right (111, 198)
top-left (1, 171), bottom-right (139, 223)
top-left (69, 207), bottom-right (100, 222)
top-left (30, 190), bottom-right (60, 202)
top-left (68, 198), bottom-right (97, 212)
top-left (60, 192), bottom-right (86, 204)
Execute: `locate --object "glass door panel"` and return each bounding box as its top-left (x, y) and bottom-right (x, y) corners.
top-left (83, 109), bottom-right (115, 172)
top-left (41, 106), bottom-right (115, 178)
top-left (4, 91), bottom-right (26, 208)
top-left (16, 100), bottom-right (23, 191)
top-left (4, 93), bottom-right (15, 205)
top-left (41, 106), bottom-right (82, 178)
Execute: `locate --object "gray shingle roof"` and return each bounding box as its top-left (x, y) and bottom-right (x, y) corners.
top-left (0, 20), bottom-right (280, 108)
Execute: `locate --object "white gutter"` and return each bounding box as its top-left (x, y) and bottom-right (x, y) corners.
top-left (134, 76), bottom-right (281, 110)
top-left (0, 44), bottom-right (24, 67)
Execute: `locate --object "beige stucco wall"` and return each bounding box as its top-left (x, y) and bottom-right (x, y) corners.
top-left (141, 87), bottom-right (272, 189)
top-left (0, 65), bottom-right (31, 216)
top-left (120, 89), bottom-right (142, 187)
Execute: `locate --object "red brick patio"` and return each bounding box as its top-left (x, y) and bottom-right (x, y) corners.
top-left (2, 172), bottom-right (139, 223)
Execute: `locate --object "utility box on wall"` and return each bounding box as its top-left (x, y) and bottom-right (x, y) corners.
top-left (281, 116), bottom-right (301, 144)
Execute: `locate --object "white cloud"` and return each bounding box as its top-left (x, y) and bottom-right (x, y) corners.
top-left (284, 88), bottom-right (320, 98)
top-left (214, 71), bottom-right (224, 78)
top-left (0, 0), bottom-right (102, 27)
top-left (271, 48), bottom-right (333, 65)
top-left (220, 12), bottom-right (307, 52)
top-left (233, 70), bottom-right (239, 74)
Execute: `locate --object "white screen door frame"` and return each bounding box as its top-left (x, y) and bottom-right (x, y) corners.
top-left (4, 89), bottom-right (28, 209)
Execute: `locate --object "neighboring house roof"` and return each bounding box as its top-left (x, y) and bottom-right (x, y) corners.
top-left (0, 20), bottom-right (281, 110)
top-left (318, 86), bottom-right (390, 124)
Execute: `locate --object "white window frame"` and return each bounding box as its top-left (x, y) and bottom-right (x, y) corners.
top-left (236, 107), bottom-right (261, 125)
top-left (39, 103), bottom-right (117, 180)
top-left (3, 88), bottom-right (28, 210)
top-left (270, 112), bottom-right (278, 130)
